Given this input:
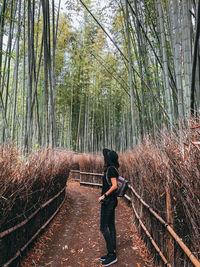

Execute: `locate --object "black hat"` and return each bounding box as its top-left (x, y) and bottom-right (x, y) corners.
top-left (103, 148), bottom-right (119, 168)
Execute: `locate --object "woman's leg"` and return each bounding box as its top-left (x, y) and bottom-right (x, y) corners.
top-left (108, 207), bottom-right (116, 250)
top-left (100, 201), bottom-right (115, 253)
top-left (108, 198), bottom-right (117, 250)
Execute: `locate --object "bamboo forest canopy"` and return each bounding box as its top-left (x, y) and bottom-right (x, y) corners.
top-left (0, 0), bottom-right (200, 153)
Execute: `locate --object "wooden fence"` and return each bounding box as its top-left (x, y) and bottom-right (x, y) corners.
top-left (70, 170), bottom-right (200, 267)
top-left (0, 185), bottom-right (67, 267)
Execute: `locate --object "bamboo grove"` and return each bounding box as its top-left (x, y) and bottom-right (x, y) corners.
top-left (0, 0), bottom-right (200, 153)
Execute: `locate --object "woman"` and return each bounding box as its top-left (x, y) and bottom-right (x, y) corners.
top-left (98, 148), bottom-right (119, 266)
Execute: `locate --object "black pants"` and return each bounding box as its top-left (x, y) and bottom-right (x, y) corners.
top-left (100, 198), bottom-right (118, 253)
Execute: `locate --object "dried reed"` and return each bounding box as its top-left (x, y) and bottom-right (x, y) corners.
top-left (0, 147), bottom-right (72, 232)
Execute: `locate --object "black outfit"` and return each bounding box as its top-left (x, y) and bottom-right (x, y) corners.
top-left (100, 166), bottom-right (118, 253)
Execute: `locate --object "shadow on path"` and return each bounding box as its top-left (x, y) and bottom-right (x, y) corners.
top-left (21, 180), bottom-right (153, 267)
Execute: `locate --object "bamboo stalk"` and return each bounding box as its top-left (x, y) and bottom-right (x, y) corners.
top-left (0, 186), bottom-right (66, 238)
top-left (3, 195), bottom-right (66, 267)
top-left (124, 194), bottom-right (131, 201)
top-left (41, 187), bottom-right (65, 208)
top-left (80, 171), bottom-right (103, 176)
top-left (70, 170), bottom-right (80, 180)
top-left (78, 172), bottom-right (200, 267)
top-left (131, 199), bottom-right (170, 266)
top-left (0, 207), bottom-right (40, 238)
top-left (129, 185), bottom-right (200, 266)
top-left (128, 186), bottom-right (167, 224)
top-left (166, 226), bottom-right (200, 267)
top-left (80, 181), bottom-right (102, 187)
top-left (165, 182), bottom-right (174, 266)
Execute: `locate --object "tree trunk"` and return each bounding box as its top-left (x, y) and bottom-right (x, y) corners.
top-left (182, 0), bottom-right (192, 115)
top-left (11, 0), bottom-right (21, 140)
top-left (191, 0), bottom-right (200, 114)
top-left (157, 0), bottom-right (173, 128)
top-left (172, 0), bottom-right (184, 120)
top-left (76, 99), bottom-right (82, 152)
top-left (125, 0), bottom-right (136, 146)
top-left (24, 0), bottom-right (34, 153)
top-left (0, 0), bottom-right (7, 93)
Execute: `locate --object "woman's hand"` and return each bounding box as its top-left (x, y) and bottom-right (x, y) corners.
top-left (98, 195), bottom-right (105, 203)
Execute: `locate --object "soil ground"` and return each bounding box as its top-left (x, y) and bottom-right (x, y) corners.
top-left (21, 180), bottom-right (153, 267)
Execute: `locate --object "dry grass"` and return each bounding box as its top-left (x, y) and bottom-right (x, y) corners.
top-left (1, 119), bottom-right (200, 265)
top-left (72, 153), bottom-right (104, 173)
top-left (0, 147), bottom-right (72, 232)
top-left (68, 120), bottom-right (200, 263)
top-left (118, 120), bottom-right (200, 263)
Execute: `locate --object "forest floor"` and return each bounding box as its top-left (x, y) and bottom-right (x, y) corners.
top-left (20, 180), bottom-right (153, 267)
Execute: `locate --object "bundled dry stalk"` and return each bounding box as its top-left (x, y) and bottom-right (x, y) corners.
top-left (73, 153), bottom-right (104, 173)
top-left (1, 119), bottom-right (199, 266)
top-left (118, 120), bottom-right (200, 265)
top-left (70, 120), bottom-right (200, 265)
top-left (0, 147), bottom-right (72, 232)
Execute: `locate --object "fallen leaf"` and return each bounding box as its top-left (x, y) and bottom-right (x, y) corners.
top-left (62, 245), bottom-right (68, 250)
top-left (78, 248), bottom-right (84, 253)
top-left (61, 258), bottom-right (68, 262)
top-left (132, 246), bottom-right (138, 250)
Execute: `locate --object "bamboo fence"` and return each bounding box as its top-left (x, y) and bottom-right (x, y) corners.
top-left (70, 170), bottom-right (200, 267)
top-left (0, 185), bottom-right (67, 267)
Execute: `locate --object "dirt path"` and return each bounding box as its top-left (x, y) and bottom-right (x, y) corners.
top-left (21, 180), bottom-right (153, 267)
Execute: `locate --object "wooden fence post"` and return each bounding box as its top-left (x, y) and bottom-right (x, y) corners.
top-left (166, 179), bottom-right (174, 266)
top-left (139, 184), bottom-right (144, 235)
top-left (70, 170), bottom-right (200, 267)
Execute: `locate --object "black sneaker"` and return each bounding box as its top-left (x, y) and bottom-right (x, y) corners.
top-left (101, 253), bottom-right (117, 266)
top-left (100, 254), bottom-right (109, 261)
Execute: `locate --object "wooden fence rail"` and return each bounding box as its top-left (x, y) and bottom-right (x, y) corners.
top-left (0, 185), bottom-right (67, 267)
top-left (128, 185), bottom-right (200, 267)
top-left (70, 170), bottom-right (200, 267)
top-left (0, 187), bottom-right (66, 239)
